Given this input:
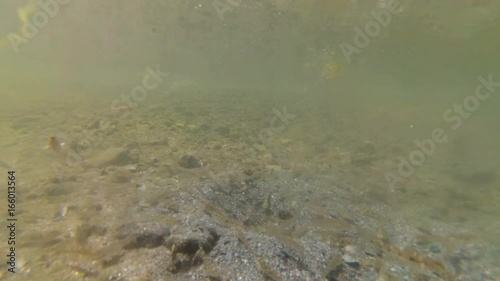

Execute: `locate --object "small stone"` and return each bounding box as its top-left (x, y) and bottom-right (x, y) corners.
top-left (167, 228), bottom-right (219, 255)
top-left (342, 245), bottom-right (361, 269)
top-left (325, 264), bottom-right (343, 281)
top-left (429, 242), bottom-right (442, 253)
top-left (244, 169), bottom-right (254, 176)
top-left (166, 227), bottom-right (220, 273)
top-left (178, 154), bottom-right (202, 169)
top-left (277, 210), bottom-right (293, 220)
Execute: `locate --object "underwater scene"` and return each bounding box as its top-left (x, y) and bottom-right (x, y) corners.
top-left (1, 0), bottom-right (499, 280)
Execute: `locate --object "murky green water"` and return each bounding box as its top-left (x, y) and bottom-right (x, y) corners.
top-left (1, 1), bottom-right (499, 280)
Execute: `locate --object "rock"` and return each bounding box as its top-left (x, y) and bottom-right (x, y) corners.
top-left (325, 264), bottom-right (343, 281)
top-left (429, 242), bottom-right (443, 253)
top-left (116, 221), bottom-right (171, 249)
top-left (166, 227), bottom-right (220, 273)
top-left (166, 227), bottom-right (219, 255)
top-left (277, 210), bottom-right (293, 220)
top-left (178, 154), bottom-right (203, 169)
top-left (342, 245), bottom-right (361, 269)
top-left (124, 164), bottom-right (138, 172)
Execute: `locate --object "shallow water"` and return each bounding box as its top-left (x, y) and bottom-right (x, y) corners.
top-left (1, 1), bottom-right (499, 280)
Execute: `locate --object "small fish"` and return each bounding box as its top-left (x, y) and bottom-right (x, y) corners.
top-left (320, 62), bottom-right (343, 80)
top-left (46, 136), bottom-right (65, 152)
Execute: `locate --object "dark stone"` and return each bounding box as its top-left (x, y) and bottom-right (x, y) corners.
top-left (116, 221), bottom-right (170, 249)
top-left (167, 228), bottom-right (219, 255)
top-left (325, 264), bottom-right (343, 281)
top-left (345, 261), bottom-right (360, 269)
top-left (277, 210), bottom-right (293, 220)
top-left (177, 238), bottom-right (201, 254)
top-left (166, 227), bottom-right (220, 273)
top-left (178, 154), bottom-right (202, 169)
top-left (429, 242), bottom-right (442, 253)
